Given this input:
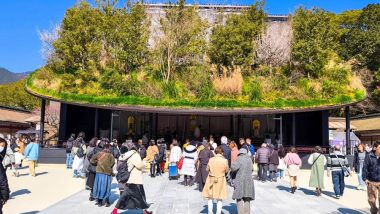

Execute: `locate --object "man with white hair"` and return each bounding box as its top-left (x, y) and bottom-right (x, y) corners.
top-left (327, 145), bottom-right (350, 199)
top-left (220, 136), bottom-right (231, 167)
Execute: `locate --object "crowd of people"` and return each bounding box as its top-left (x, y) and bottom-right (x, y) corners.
top-left (0, 130), bottom-right (379, 214)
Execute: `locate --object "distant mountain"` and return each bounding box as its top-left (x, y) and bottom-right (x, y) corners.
top-left (0, 67), bottom-right (30, 84)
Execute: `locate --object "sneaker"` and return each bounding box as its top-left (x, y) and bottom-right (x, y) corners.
top-left (89, 196), bottom-right (95, 201)
top-left (336, 195), bottom-right (340, 199)
top-left (143, 210), bottom-right (153, 214)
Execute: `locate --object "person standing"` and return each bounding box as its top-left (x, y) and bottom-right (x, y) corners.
top-left (231, 148), bottom-right (255, 214)
top-left (277, 146), bottom-right (286, 179)
top-left (246, 138), bottom-right (255, 159)
top-left (268, 145), bottom-right (279, 182)
top-left (65, 134), bottom-right (75, 169)
top-left (255, 143), bottom-right (270, 182)
top-left (230, 142), bottom-right (238, 164)
top-left (203, 146), bottom-right (229, 214)
top-left (362, 142), bottom-right (380, 214)
top-left (110, 139), bottom-right (121, 174)
top-left (0, 137), bottom-right (10, 214)
top-left (308, 146), bottom-right (326, 196)
top-left (71, 136), bottom-right (87, 178)
top-left (112, 144), bottom-right (152, 214)
top-left (137, 140), bottom-right (147, 160)
top-left (195, 142), bottom-right (214, 192)
top-left (90, 143), bottom-right (115, 207)
top-left (180, 141), bottom-right (198, 186)
top-left (144, 140), bottom-right (159, 177)
top-left (353, 143), bottom-right (367, 190)
top-left (24, 135), bottom-right (40, 177)
top-left (169, 139), bottom-right (182, 163)
top-left (220, 136), bottom-right (231, 167)
top-left (2, 138), bottom-right (18, 177)
top-left (284, 147), bottom-right (302, 194)
top-left (327, 145), bottom-right (349, 199)
top-left (84, 138), bottom-right (98, 191)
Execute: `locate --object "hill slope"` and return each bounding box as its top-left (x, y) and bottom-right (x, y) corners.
top-left (0, 67), bottom-right (29, 84)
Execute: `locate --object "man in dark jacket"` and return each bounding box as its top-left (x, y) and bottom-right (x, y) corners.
top-left (363, 141), bottom-right (380, 214)
top-left (220, 136), bottom-right (231, 167)
top-left (0, 137), bottom-right (10, 214)
top-left (256, 143), bottom-right (270, 182)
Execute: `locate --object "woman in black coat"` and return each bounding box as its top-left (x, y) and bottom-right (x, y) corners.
top-left (0, 137), bottom-right (10, 213)
top-left (195, 143), bottom-right (214, 192)
top-left (87, 140), bottom-right (104, 201)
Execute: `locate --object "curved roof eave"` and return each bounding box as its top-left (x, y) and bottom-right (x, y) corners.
top-left (26, 87), bottom-right (364, 116)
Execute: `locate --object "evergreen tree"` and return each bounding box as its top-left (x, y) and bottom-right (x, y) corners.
top-left (291, 7), bottom-right (339, 78)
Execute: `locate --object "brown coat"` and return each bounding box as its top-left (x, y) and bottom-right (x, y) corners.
top-left (90, 152), bottom-right (115, 176)
top-left (202, 154), bottom-right (229, 200)
top-left (144, 145), bottom-right (159, 162)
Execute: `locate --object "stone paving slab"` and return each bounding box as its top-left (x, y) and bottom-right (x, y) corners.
top-left (42, 173), bottom-right (367, 214)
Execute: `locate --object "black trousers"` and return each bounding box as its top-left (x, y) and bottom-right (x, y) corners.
top-left (258, 163), bottom-right (268, 181)
top-left (150, 162), bottom-right (156, 177)
top-left (0, 201), bottom-right (3, 214)
top-left (184, 175), bottom-right (194, 186)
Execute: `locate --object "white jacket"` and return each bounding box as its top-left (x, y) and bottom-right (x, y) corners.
top-left (180, 145), bottom-right (198, 176)
top-left (169, 146), bottom-right (182, 163)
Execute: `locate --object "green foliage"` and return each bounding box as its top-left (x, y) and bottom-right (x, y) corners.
top-left (243, 78), bottom-right (262, 101)
top-left (291, 7), bottom-right (340, 77)
top-left (344, 4), bottom-right (380, 71)
top-left (177, 66), bottom-right (214, 99)
top-left (0, 79), bottom-right (40, 110)
top-left (326, 66), bottom-right (350, 85)
top-left (154, 0), bottom-right (208, 82)
top-left (321, 79), bottom-right (341, 98)
top-left (209, 1), bottom-right (266, 74)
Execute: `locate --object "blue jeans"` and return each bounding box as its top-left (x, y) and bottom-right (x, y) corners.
top-left (66, 153), bottom-right (72, 168)
top-left (357, 166), bottom-right (365, 187)
top-left (277, 169), bottom-right (284, 178)
top-left (332, 170), bottom-right (345, 196)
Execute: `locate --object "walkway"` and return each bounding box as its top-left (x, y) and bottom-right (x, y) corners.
top-left (41, 173), bottom-right (366, 214)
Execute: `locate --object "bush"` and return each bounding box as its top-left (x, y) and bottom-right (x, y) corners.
top-left (326, 67), bottom-right (350, 84)
top-left (243, 78), bottom-right (262, 101)
top-left (297, 78), bottom-right (316, 98)
top-left (322, 79), bottom-right (341, 98)
top-left (212, 72), bottom-right (243, 96)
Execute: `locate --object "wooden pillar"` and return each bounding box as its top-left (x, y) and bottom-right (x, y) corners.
top-left (40, 99), bottom-right (46, 144)
top-left (345, 106), bottom-right (351, 155)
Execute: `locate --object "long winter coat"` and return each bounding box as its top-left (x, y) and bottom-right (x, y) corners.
top-left (202, 154), bottom-right (229, 200)
top-left (2, 144), bottom-right (15, 168)
top-left (83, 146), bottom-right (95, 173)
top-left (195, 148), bottom-right (214, 184)
top-left (231, 153), bottom-right (255, 200)
top-left (124, 150), bottom-right (145, 185)
top-left (180, 145), bottom-right (198, 176)
top-left (144, 145), bottom-right (159, 162)
top-left (0, 162), bottom-right (10, 204)
top-left (308, 152), bottom-right (326, 189)
top-left (87, 147), bottom-right (102, 173)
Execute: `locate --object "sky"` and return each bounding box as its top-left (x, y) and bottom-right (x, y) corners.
top-left (0, 0), bottom-right (378, 73)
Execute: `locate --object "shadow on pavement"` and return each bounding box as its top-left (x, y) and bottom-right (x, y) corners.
top-left (276, 185), bottom-right (291, 193)
top-left (337, 208), bottom-right (366, 214)
top-left (199, 203), bottom-right (238, 214)
top-left (298, 187), bottom-right (317, 196)
top-left (10, 189), bottom-right (31, 198)
top-left (20, 211), bottom-right (39, 214)
top-left (36, 172), bottom-right (48, 176)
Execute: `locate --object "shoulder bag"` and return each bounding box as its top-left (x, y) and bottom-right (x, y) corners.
top-left (334, 153), bottom-right (351, 177)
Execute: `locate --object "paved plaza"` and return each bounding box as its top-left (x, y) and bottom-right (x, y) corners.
top-left (4, 164), bottom-right (369, 214)
top-left (42, 173), bottom-right (365, 214)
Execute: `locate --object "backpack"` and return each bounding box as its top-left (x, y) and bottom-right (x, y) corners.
top-left (76, 145), bottom-right (85, 158)
top-left (116, 152), bottom-right (135, 183)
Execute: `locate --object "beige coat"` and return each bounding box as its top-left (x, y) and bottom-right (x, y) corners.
top-left (123, 150), bottom-right (145, 185)
top-left (202, 154), bottom-right (229, 200)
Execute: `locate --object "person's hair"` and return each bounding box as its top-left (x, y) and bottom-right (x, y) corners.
top-left (172, 140), bottom-right (178, 147)
top-left (102, 143), bottom-right (111, 153)
top-left (78, 131), bottom-right (85, 138)
top-left (30, 135), bottom-right (36, 142)
top-left (149, 140), bottom-right (155, 146)
top-left (261, 143), bottom-right (267, 148)
top-left (70, 133), bottom-right (75, 138)
top-left (313, 146), bottom-right (323, 154)
top-left (204, 142), bottom-right (210, 149)
top-left (357, 143), bottom-right (365, 152)
top-left (89, 137), bottom-right (98, 147)
top-left (373, 142), bottom-right (380, 149)
top-left (120, 146), bottom-right (128, 154)
top-left (289, 147), bottom-right (297, 153)
top-left (0, 137), bottom-right (6, 144)
top-left (185, 139), bottom-right (190, 144)
top-left (229, 141), bottom-right (237, 149)
top-left (215, 146), bottom-right (224, 155)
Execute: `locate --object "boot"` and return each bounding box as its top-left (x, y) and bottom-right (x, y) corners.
top-left (89, 196), bottom-right (95, 201)
top-left (316, 188), bottom-right (321, 196)
top-left (95, 199), bottom-right (103, 207)
top-left (105, 199), bottom-right (111, 207)
top-left (291, 187), bottom-right (295, 194)
top-left (184, 177), bottom-right (188, 186)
